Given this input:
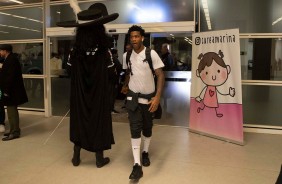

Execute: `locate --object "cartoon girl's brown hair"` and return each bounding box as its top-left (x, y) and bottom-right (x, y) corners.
top-left (197, 50), bottom-right (226, 73)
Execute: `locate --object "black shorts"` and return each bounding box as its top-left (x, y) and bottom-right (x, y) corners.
top-left (127, 103), bottom-right (153, 138)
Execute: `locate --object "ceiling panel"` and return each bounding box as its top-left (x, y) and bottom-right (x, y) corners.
top-left (0, 0), bottom-right (41, 7)
top-left (0, 6), bottom-right (43, 40)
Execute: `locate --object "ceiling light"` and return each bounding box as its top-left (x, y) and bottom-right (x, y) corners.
top-left (0, 30), bottom-right (9, 34)
top-left (8, 0), bottom-right (23, 4)
top-left (0, 12), bottom-right (42, 23)
top-left (202, 0), bottom-right (212, 30)
top-left (272, 17), bottom-right (282, 26)
top-left (0, 24), bottom-right (41, 32)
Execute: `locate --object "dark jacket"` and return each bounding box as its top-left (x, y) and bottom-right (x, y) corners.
top-left (0, 53), bottom-right (28, 106)
top-left (161, 52), bottom-right (174, 71)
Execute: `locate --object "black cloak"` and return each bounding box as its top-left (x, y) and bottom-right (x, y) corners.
top-left (68, 47), bottom-right (115, 152)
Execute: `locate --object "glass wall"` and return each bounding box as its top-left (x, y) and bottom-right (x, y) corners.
top-left (242, 85), bottom-right (282, 126)
top-left (240, 38), bottom-right (282, 81)
top-left (0, 3), bottom-right (44, 111)
top-left (7, 42), bottom-right (44, 74)
top-left (2, 0), bottom-right (282, 127)
top-left (50, 0), bottom-right (194, 27)
top-left (151, 33), bottom-right (192, 71)
top-left (20, 78), bottom-right (44, 109)
top-left (51, 77), bottom-right (70, 116)
top-left (0, 0), bottom-right (42, 7)
top-left (240, 37), bottom-right (282, 127)
top-left (199, 0), bottom-right (282, 33)
top-left (49, 33), bottom-right (192, 126)
top-left (49, 37), bottom-right (73, 116)
top-left (0, 7), bottom-right (43, 40)
top-left (0, 42), bottom-right (44, 110)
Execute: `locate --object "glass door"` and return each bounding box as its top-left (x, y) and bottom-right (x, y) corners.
top-left (48, 32), bottom-right (192, 127)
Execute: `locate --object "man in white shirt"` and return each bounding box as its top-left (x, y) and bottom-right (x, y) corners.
top-left (121, 25), bottom-right (164, 180)
top-left (50, 52), bottom-right (62, 75)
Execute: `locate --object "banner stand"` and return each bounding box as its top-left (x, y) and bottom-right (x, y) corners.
top-left (189, 129), bottom-right (245, 146)
top-left (189, 29), bottom-right (244, 144)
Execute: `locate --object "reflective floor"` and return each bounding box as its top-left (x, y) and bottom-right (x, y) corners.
top-left (0, 113), bottom-right (281, 184)
top-left (50, 72), bottom-right (192, 127)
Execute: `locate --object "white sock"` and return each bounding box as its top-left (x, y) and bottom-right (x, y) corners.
top-left (142, 136), bottom-right (151, 153)
top-left (131, 138), bottom-right (141, 165)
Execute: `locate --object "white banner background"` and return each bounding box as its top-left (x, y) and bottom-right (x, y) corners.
top-left (189, 29), bottom-right (243, 144)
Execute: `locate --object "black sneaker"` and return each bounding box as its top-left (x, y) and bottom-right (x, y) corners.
top-left (142, 151), bottom-right (150, 167)
top-left (71, 145), bottom-right (81, 167)
top-left (129, 163), bottom-right (143, 180)
top-left (71, 157), bottom-right (81, 166)
top-left (3, 132), bottom-right (10, 137)
top-left (96, 157), bottom-right (110, 168)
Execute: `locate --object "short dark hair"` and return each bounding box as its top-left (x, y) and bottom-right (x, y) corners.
top-left (110, 48), bottom-right (118, 55)
top-left (128, 25), bottom-right (145, 36)
top-left (0, 44), bottom-right (12, 52)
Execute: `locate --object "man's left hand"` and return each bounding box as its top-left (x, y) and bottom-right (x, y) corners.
top-left (148, 96), bottom-right (160, 112)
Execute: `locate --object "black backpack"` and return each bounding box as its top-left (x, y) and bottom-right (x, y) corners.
top-left (126, 47), bottom-right (154, 76)
top-left (126, 47), bottom-right (162, 119)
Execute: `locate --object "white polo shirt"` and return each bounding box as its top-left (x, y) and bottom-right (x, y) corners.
top-left (123, 47), bottom-right (164, 104)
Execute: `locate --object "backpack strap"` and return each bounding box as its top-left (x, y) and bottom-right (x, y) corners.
top-left (145, 47), bottom-right (155, 75)
top-left (126, 47), bottom-right (154, 76)
top-left (126, 50), bottom-right (133, 75)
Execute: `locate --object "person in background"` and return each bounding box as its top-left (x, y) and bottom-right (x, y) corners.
top-left (121, 43), bottom-right (132, 109)
top-left (57, 2), bottom-right (118, 168)
top-left (160, 43), bottom-right (174, 71)
top-left (122, 43), bottom-right (133, 68)
top-left (0, 56), bottom-right (5, 133)
top-left (110, 48), bottom-right (122, 114)
top-left (121, 25), bottom-right (165, 180)
top-left (125, 43), bottom-right (133, 53)
top-left (50, 52), bottom-right (63, 75)
top-left (0, 44), bottom-right (28, 141)
top-left (0, 101), bottom-right (4, 133)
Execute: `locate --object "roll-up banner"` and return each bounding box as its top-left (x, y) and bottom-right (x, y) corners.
top-left (189, 29), bottom-right (243, 145)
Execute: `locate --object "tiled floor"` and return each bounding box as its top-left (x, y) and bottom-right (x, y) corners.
top-left (0, 113), bottom-right (281, 184)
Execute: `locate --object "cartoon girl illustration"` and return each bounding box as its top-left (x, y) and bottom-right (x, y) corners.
top-left (195, 50), bottom-right (235, 117)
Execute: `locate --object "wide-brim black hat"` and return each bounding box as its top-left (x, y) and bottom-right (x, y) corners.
top-left (56, 3), bottom-right (119, 27)
top-left (0, 44), bottom-right (12, 51)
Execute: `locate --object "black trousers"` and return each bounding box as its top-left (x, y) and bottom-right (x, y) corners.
top-left (128, 104), bottom-right (153, 138)
top-left (7, 106), bottom-right (20, 135)
top-left (0, 103), bottom-right (5, 125)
